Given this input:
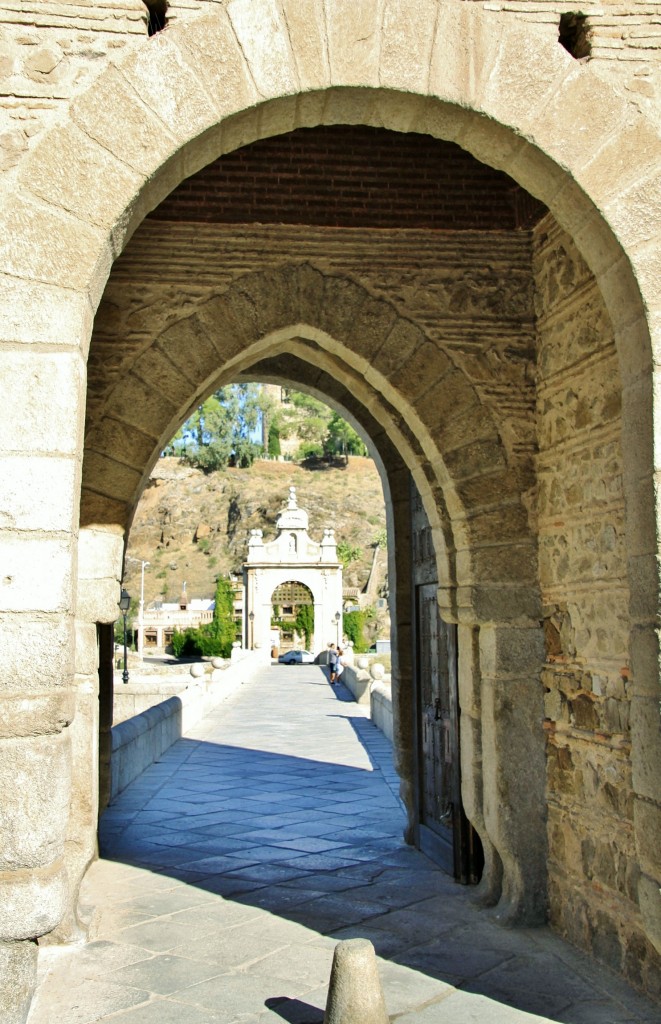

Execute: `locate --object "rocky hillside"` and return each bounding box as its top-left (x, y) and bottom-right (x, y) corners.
top-left (124, 456), bottom-right (387, 607)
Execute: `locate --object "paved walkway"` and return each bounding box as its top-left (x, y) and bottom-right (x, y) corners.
top-left (29, 665), bottom-right (659, 1024)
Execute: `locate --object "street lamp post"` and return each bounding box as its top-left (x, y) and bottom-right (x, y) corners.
top-left (335, 610), bottom-right (341, 647)
top-left (249, 610), bottom-right (255, 650)
top-left (119, 588), bottom-right (131, 685)
top-left (138, 560), bottom-right (150, 657)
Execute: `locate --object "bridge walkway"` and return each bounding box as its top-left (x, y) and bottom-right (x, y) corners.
top-left (28, 664), bottom-right (659, 1024)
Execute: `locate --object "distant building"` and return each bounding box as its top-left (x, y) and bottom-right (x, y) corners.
top-left (244, 487), bottom-right (342, 654)
top-left (136, 581), bottom-right (244, 651)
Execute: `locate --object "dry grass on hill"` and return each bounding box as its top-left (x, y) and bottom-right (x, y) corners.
top-left (124, 456), bottom-right (387, 606)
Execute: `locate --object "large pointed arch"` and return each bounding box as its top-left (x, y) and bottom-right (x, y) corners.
top-left (2, 0), bottom-right (661, 991)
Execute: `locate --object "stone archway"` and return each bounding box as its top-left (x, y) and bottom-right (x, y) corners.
top-left (2, 2), bottom-right (661, 1011)
top-left (243, 485), bottom-right (343, 656)
top-left (82, 251), bottom-right (546, 923)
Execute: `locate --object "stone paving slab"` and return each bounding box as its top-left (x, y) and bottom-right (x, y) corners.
top-left (28, 664), bottom-right (661, 1024)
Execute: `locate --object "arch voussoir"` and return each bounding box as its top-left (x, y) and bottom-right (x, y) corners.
top-left (325, 0), bottom-right (382, 88)
top-left (379, 0), bottom-right (439, 93)
top-left (175, 7), bottom-right (262, 117)
top-left (20, 123), bottom-right (145, 235)
top-left (71, 64), bottom-right (180, 179)
top-left (225, 0), bottom-right (300, 98)
top-left (280, 0), bottom-right (329, 92)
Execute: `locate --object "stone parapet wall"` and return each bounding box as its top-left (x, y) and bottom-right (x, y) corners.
top-left (110, 650), bottom-right (261, 798)
top-left (112, 675), bottom-right (192, 723)
top-left (370, 680), bottom-right (394, 743)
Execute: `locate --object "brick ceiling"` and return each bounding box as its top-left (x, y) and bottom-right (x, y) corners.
top-left (148, 125), bottom-right (547, 232)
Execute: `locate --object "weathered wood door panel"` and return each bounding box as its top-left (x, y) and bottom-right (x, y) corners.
top-left (410, 480), bottom-right (482, 882)
top-left (416, 583), bottom-right (459, 874)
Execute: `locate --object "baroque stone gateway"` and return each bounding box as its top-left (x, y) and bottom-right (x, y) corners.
top-left (1, 0), bottom-right (661, 1018)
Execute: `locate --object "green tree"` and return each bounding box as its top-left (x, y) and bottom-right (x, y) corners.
top-left (295, 604), bottom-right (314, 650)
top-left (343, 610), bottom-right (369, 652)
top-left (172, 384), bottom-right (267, 471)
top-left (170, 576), bottom-right (237, 659)
top-left (210, 574), bottom-right (237, 654)
top-left (324, 411), bottom-right (368, 460)
top-left (337, 541), bottom-right (362, 568)
top-left (267, 422), bottom-right (281, 457)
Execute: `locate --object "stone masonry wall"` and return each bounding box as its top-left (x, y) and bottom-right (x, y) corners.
top-left (534, 216), bottom-right (660, 994)
top-left (2, 0), bottom-right (661, 189)
top-left (88, 220), bottom-right (538, 478)
top-left (0, 1), bottom-right (148, 180)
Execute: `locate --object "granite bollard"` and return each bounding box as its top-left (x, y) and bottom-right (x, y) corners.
top-left (324, 938), bottom-right (389, 1024)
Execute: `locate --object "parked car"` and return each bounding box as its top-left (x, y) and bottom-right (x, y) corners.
top-left (278, 649), bottom-right (315, 665)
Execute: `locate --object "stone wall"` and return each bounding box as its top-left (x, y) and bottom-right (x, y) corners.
top-left (90, 219), bottom-right (537, 475)
top-left (0, 1), bottom-right (148, 180)
top-left (534, 217), bottom-right (659, 992)
top-left (2, 0), bottom-right (661, 190)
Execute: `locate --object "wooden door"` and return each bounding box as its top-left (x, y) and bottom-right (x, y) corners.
top-left (415, 584), bottom-right (482, 883)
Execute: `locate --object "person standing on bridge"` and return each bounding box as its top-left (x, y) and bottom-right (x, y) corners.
top-left (328, 643), bottom-right (338, 685)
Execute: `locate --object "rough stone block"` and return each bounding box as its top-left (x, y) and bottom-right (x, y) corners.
top-left (634, 798), bottom-right (661, 879)
top-left (22, 123), bottom-right (144, 233)
top-left (0, 276), bottom-right (92, 349)
top-left (380, 0), bottom-right (437, 93)
top-left (481, 674), bottom-right (547, 921)
top-left (167, 10), bottom-right (259, 123)
top-left (459, 712), bottom-right (483, 828)
top-left (0, 940), bottom-right (37, 1024)
top-left (479, 624), bottom-right (546, 679)
top-left (480, 19), bottom-right (569, 141)
top-left (78, 527), bottom-right (124, 583)
top-left (281, 0), bottom-right (329, 91)
top-left (72, 64), bottom-right (177, 178)
top-left (580, 116), bottom-right (661, 215)
top-left (108, 375), bottom-right (177, 438)
top-left (465, 583), bottom-right (542, 624)
top-left (630, 624), bottom-right (661, 699)
top-left (429, 3), bottom-right (497, 109)
top-left (0, 192), bottom-right (110, 296)
top-left (0, 731), bottom-right (70, 870)
top-left (458, 540), bottom-right (538, 589)
top-left (0, 614), bottom-right (72, 695)
top-left (0, 535), bottom-right (73, 614)
top-left (631, 695), bottom-right (661, 802)
top-left (76, 578), bottom-right (124, 626)
top-left (325, 0), bottom-right (381, 87)
top-left (0, 349), bottom-right (84, 456)
top-left (639, 872), bottom-right (661, 956)
top-left (0, 456), bottom-right (76, 532)
top-left (0, 861), bottom-right (68, 941)
top-left (74, 621), bottom-right (100, 679)
top-left (535, 66), bottom-right (630, 187)
top-left (120, 31), bottom-right (218, 142)
top-left (0, 692), bottom-right (75, 741)
top-left (227, 0), bottom-right (297, 98)
top-left (85, 419), bottom-right (156, 477)
top-left (157, 314), bottom-right (223, 391)
top-left (598, 255), bottom-right (651, 336)
top-left (79, 489), bottom-right (129, 531)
